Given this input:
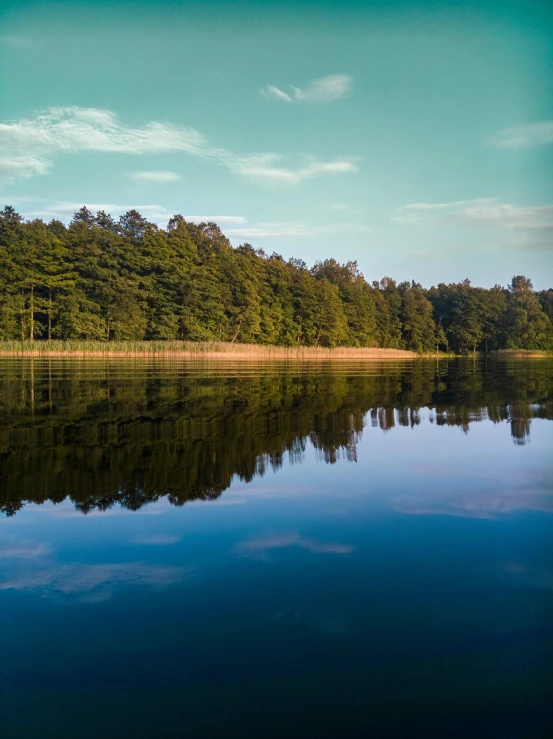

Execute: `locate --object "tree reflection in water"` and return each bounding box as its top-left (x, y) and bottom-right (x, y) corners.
top-left (0, 358), bottom-right (551, 515)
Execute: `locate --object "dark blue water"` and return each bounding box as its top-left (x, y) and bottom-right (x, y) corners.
top-left (0, 359), bottom-right (552, 738)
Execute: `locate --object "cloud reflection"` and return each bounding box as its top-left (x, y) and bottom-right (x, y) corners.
top-left (0, 540), bottom-right (52, 558)
top-left (0, 561), bottom-right (190, 598)
top-left (395, 467), bottom-right (553, 519)
top-left (497, 561), bottom-right (553, 591)
top-left (237, 532), bottom-right (353, 557)
top-left (134, 535), bottom-right (180, 545)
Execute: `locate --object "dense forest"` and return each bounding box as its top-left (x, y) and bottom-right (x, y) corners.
top-left (1, 205), bottom-right (552, 352)
top-left (1, 360), bottom-right (552, 515)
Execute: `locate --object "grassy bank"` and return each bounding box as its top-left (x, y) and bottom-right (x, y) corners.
top-left (0, 340), bottom-right (418, 360)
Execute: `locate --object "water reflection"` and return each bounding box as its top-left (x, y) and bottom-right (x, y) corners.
top-left (0, 358), bottom-right (552, 516)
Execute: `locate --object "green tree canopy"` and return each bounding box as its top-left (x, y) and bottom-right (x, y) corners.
top-left (0, 206), bottom-right (551, 352)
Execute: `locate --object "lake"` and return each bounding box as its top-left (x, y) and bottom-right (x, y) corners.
top-left (0, 358), bottom-right (552, 738)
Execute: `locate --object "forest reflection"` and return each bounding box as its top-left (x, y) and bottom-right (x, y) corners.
top-left (0, 359), bottom-right (551, 516)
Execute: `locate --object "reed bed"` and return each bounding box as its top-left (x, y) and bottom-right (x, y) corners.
top-left (490, 349), bottom-right (553, 359)
top-left (0, 340), bottom-right (417, 360)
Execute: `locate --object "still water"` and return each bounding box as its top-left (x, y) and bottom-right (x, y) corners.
top-left (0, 359), bottom-right (552, 738)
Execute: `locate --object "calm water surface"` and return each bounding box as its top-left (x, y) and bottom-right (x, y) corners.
top-left (0, 359), bottom-right (552, 738)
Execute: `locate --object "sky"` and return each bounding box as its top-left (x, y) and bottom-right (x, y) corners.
top-left (0, 0), bottom-right (552, 288)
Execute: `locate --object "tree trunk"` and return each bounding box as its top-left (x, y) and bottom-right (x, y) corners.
top-left (20, 293), bottom-right (24, 340)
top-left (48, 290), bottom-right (52, 341)
top-left (30, 286), bottom-right (34, 341)
top-left (230, 318), bottom-right (242, 344)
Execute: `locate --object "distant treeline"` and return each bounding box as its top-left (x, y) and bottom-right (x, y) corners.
top-left (1, 205), bottom-right (552, 352)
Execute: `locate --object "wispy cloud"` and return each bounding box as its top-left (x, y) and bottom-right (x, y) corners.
top-left (129, 170), bottom-right (181, 183)
top-left (226, 220), bottom-right (369, 240)
top-left (183, 215), bottom-right (247, 224)
top-left (462, 203), bottom-right (553, 230)
top-left (393, 198), bottom-right (497, 224)
top-left (263, 85), bottom-right (295, 103)
top-left (0, 155), bottom-right (51, 181)
top-left (262, 74), bottom-right (352, 104)
top-left (23, 200), bottom-right (246, 227)
top-left (227, 223), bottom-right (316, 239)
top-left (0, 106), bottom-right (357, 187)
top-left (232, 157), bottom-right (357, 186)
top-left (489, 121), bottom-right (553, 149)
top-left (393, 198), bottom-right (553, 249)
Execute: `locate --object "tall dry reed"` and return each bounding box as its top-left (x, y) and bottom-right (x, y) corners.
top-left (0, 340), bottom-right (418, 360)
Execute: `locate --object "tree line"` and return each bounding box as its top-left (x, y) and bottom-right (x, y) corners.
top-left (1, 205), bottom-right (552, 352)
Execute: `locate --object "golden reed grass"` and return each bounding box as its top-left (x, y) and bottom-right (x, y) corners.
top-left (0, 340), bottom-right (418, 360)
top-left (490, 349), bottom-right (552, 358)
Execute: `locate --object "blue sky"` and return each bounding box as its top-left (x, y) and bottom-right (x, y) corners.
top-left (1, 0), bottom-right (552, 287)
